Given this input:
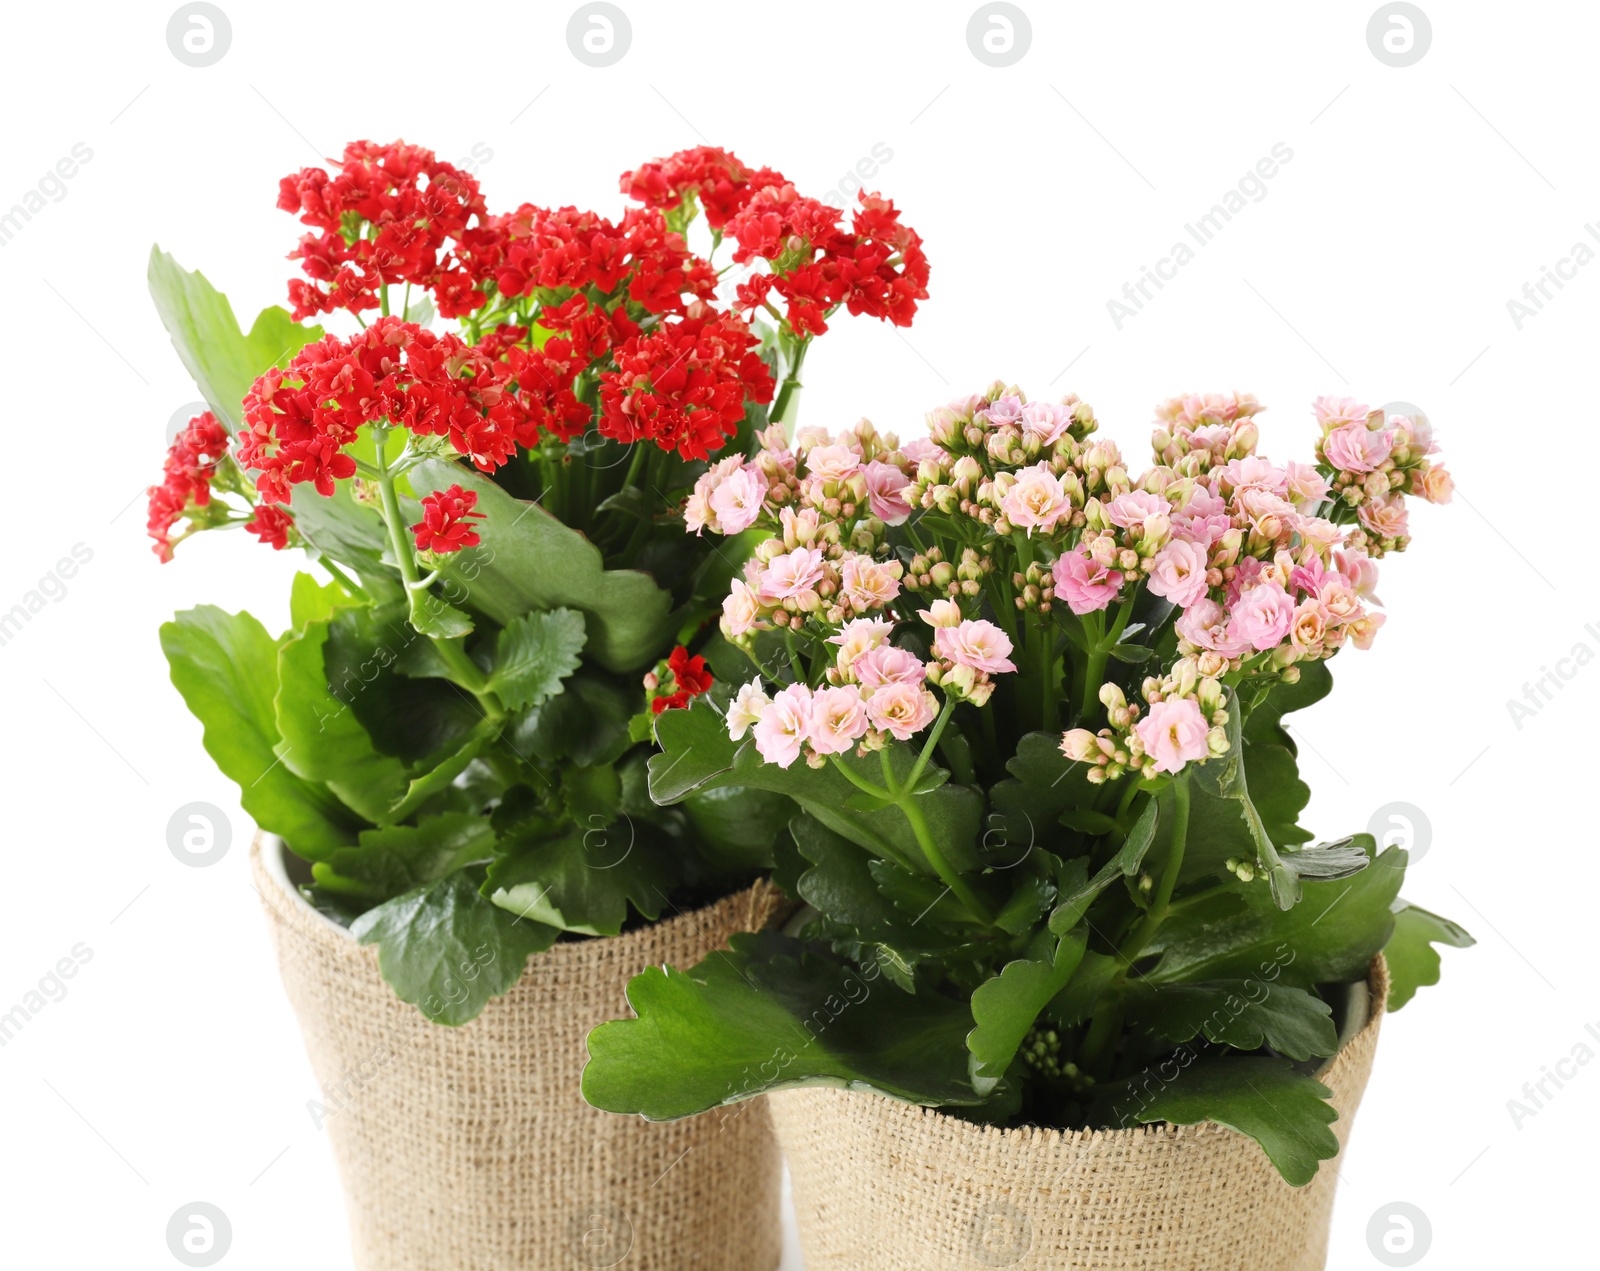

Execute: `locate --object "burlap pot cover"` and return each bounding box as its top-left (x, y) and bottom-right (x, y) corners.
top-left (251, 833), bottom-right (785, 1271)
top-left (772, 956), bottom-right (1390, 1271)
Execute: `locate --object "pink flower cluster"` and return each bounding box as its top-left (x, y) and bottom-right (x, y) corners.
top-left (1062, 664), bottom-right (1230, 783)
top-left (727, 607), bottom-right (1016, 768)
top-left (1312, 396), bottom-right (1451, 555)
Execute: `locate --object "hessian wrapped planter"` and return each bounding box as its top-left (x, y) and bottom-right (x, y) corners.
top-left (771, 957), bottom-right (1390, 1271)
top-left (252, 833), bottom-right (785, 1271)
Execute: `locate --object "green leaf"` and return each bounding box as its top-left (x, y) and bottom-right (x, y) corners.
top-left (485, 825), bottom-right (674, 936)
top-left (1049, 796), bottom-right (1158, 935)
top-left (1384, 900), bottom-right (1474, 1010)
top-left (987, 732), bottom-right (1100, 861)
top-left (311, 813), bottom-right (496, 901)
top-left (1122, 980), bottom-right (1339, 1061)
top-left (350, 871), bottom-right (558, 1025)
top-left (486, 608), bottom-right (586, 711)
top-left (289, 572), bottom-right (357, 627)
top-left (505, 674), bottom-right (636, 768)
top-left (1278, 836), bottom-right (1372, 882)
top-left (1190, 700), bottom-right (1302, 908)
top-left (289, 483), bottom-right (400, 601)
top-left (1096, 1056), bottom-right (1339, 1186)
top-left (147, 246), bottom-right (322, 432)
top-left (412, 459), bottom-right (675, 673)
top-left (682, 785), bottom-right (793, 873)
top-left (1108, 643), bottom-right (1156, 664)
top-left (582, 930), bottom-right (983, 1120)
top-left (967, 929), bottom-right (1089, 1083)
top-left (1146, 843), bottom-right (1405, 990)
top-left (161, 607), bottom-right (359, 857)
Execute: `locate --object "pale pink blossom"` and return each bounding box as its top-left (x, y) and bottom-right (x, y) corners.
top-left (1175, 598), bottom-right (1251, 658)
top-left (1313, 396), bottom-right (1371, 431)
top-left (726, 679), bottom-right (771, 741)
top-left (934, 619), bottom-right (1017, 674)
top-left (980, 394), bottom-right (1026, 428)
top-left (1395, 413), bottom-right (1436, 455)
top-left (900, 436), bottom-right (940, 465)
top-left (722, 579), bottom-right (763, 636)
top-left (830, 617), bottom-right (896, 669)
top-left (1417, 465), bottom-right (1454, 504)
top-left (840, 554), bottom-right (902, 612)
top-left (864, 460), bottom-right (913, 525)
top-left (1230, 580), bottom-right (1296, 651)
top-left (805, 444), bottom-right (862, 483)
top-left (1051, 549), bottom-right (1123, 615)
top-left (855, 644), bottom-right (927, 689)
top-left (1357, 494), bottom-right (1409, 540)
top-left (1288, 599), bottom-right (1329, 653)
top-left (708, 466), bottom-right (769, 534)
top-left (1173, 485), bottom-right (1232, 546)
top-left (918, 599), bottom-right (963, 628)
top-left (1234, 487), bottom-right (1298, 539)
top-left (752, 685), bottom-right (813, 768)
top-left (1316, 574), bottom-right (1364, 625)
top-left (1333, 548), bottom-right (1381, 599)
top-left (1020, 400), bottom-right (1072, 447)
top-left (865, 681), bottom-right (939, 740)
top-left (683, 491), bottom-right (712, 535)
top-left (1323, 422), bottom-right (1393, 473)
top-left (1218, 456), bottom-right (1289, 498)
top-left (759, 548), bottom-right (826, 602)
top-left (1291, 516), bottom-right (1344, 553)
top-left (1001, 464), bottom-right (1072, 534)
top-left (1146, 539), bottom-right (1211, 608)
top-left (808, 685), bottom-right (871, 755)
top-left (1135, 698), bottom-right (1211, 774)
top-left (1347, 611), bottom-right (1386, 650)
top-left (1105, 490), bottom-right (1168, 529)
top-left (1285, 461), bottom-right (1330, 509)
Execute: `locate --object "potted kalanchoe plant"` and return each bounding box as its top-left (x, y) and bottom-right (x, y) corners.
top-left (584, 388), bottom-right (1473, 1269)
top-left (146, 139), bottom-right (928, 1271)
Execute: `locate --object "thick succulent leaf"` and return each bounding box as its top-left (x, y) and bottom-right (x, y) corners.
top-left (350, 871), bottom-right (558, 1025)
top-left (1095, 1056), bottom-right (1340, 1187)
top-left (650, 694), bottom-right (982, 877)
top-left (311, 813), bottom-right (496, 901)
top-left (681, 785), bottom-right (793, 874)
top-left (1384, 899), bottom-right (1474, 1010)
top-left (967, 929), bottom-right (1089, 1083)
top-left (412, 459), bottom-right (675, 673)
top-left (1144, 842), bottom-right (1405, 990)
top-left (147, 246), bottom-right (321, 431)
top-left (160, 606), bottom-right (359, 857)
top-left (485, 825), bottom-right (675, 936)
top-left (485, 608), bottom-right (586, 711)
top-left (1278, 835), bottom-right (1372, 883)
top-left (506, 673), bottom-right (636, 768)
top-left (1122, 980), bottom-right (1339, 1061)
top-left (987, 732), bottom-right (1099, 859)
top-left (582, 930), bottom-right (983, 1119)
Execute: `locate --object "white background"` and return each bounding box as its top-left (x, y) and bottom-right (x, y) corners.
top-left (0, 0), bottom-right (1591, 1266)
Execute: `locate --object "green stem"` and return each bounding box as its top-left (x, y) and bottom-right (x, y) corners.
top-left (899, 795), bottom-right (994, 926)
top-left (905, 696), bottom-right (956, 790)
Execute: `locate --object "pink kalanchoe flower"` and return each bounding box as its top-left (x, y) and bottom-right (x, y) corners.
top-left (726, 679), bottom-right (772, 741)
top-left (1288, 599), bottom-right (1330, 654)
top-left (1418, 465), bottom-right (1454, 504)
top-left (864, 680), bottom-right (939, 740)
top-left (917, 598), bottom-right (963, 628)
top-left (1333, 548), bottom-right (1381, 599)
top-left (855, 643), bottom-right (927, 689)
top-left (1051, 548), bottom-right (1123, 615)
top-left (1313, 396), bottom-right (1371, 431)
top-left (1218, 456), bottom-right (1289, 498)
top-left (1358, 493), bottom-right (1409, 540)
top-left (1146, 539), bottom-right (1211, 608)
top-left (759, 547), bottom-right (826, 602)
top-left (752, 684), bottom-right (814, 768)
top-left (934, 619), bottom-right (1017, 674)
top-left (1347, 610), bottom-right (1386, 650)
top-left (1230, 579), bottom-right (1296, 651)
top-left (1323, 421), bottom-right (1394, 473)
top-left (1104, 489), bottom-right (1168, 529)
top-left (1135, 698), bottom-right (1211, 774)
top-left (830, 617), bottom-right (896, 670)
top-left (1175, 598), bottom-right (1252, 659)
top-left (1020, 400), bottom-right (1073, 448)
top-left (840, 553), bottom-right (901, 612)
top-left (900, 436), bottom-right (940, 465)
top-left (708, 465), bottom-right (769, 534)
top-left (864, 459), bottom-right (913, 525)
top-left (1285, 460), bottom-right (1330, 510)
top-left (1001, 463), bottom-right (1072, 534)
top-left (981, 395), bottom-right (1026, 428)
top-left (808, 685), bottom-right (871, 755)
top-left (722, 579), bottom-right (763, 636)
top-left (804, 443), bottom-right (861, 483)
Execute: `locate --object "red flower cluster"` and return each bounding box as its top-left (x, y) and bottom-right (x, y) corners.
top-left (146, 412), bottom-right (230, 561)
top-left (240, 317), bottom-right (531, 504)
top-left (279, 140), bottom-right (489, 321)
top-left (598, 309), bottom-right (775, 461)
top-left (651, 645), bottom-right (714, 713)
top-left (411, 484), bottom-right (484, 554)
top-left (245, 505), bottom-right (295, 551)
top-left (620, 146), bottom-right (788, 230)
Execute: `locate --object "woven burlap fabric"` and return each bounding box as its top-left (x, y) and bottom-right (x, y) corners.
top-left (251, 833), bottom-right (785, 1271)
top-left (772, 957), bottom-right (1390, 1271)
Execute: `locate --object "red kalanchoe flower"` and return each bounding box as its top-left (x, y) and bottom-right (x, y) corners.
top-left (620, 147), bottom-right (788, 230)
top-left (598, 308), bottom-right (775, 461)
top-left (410, 485), bottom-right (484, 554)
top-left (244, 504), bottom-right (295, 551)
top-left (652, 645), bottom-right (714, 713)
top-left (146, 411), bottom-right (230, 561)
top-left (725, 185), bottom-right (843, 266)
top-left (278, 140), bottom-right (490, 320)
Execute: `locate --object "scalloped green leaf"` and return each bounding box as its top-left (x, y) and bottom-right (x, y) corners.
top-left (486, 607), bottom-right (586, 711)
top-left (1122, 980), bottom-right (1339, 1061)
top-left (967, 929), bottom-right (1088, 1082)
top-left (1384, 899), bottom-right (1474, 1010)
